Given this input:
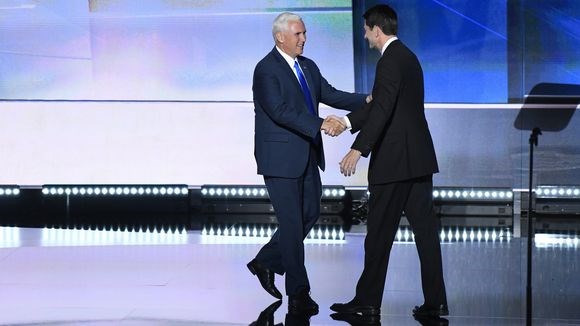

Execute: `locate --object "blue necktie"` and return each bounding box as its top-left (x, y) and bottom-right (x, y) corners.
top-left (294, 60), bottom-right (316, 115)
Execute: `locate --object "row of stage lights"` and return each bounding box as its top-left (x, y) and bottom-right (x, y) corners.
top-left (200, 224), bottom-right (515, 243)
top-left (2, 185), bottom-right (580, 199)
top-left (201, 185), bottom-right (346, 198)
top-left (535, 186), bottom-right (580, 198)
top-left (432, 189), bottom-right (513, 201)
top-left (41, 185), bottom-right (189, 196)
top-left (438, 227), bottom-right (511, 243)
top-left (201, 224), bottom-right (346, 241)
top-left (535, 233), bottom-right (580, 248)
top-left (0, 226), bottom-right (189, 248)
top-left (0, 187), bottom-right (20, 196)
top-left (202, 187), bottom-right (268, 198)
top-left (36, 186), bottom-right (580, 199)
top-left (2, 226), bottom-right (576, 248)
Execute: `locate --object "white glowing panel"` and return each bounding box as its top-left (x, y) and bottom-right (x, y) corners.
top-left (0, 1), bottom-right (354, 101)
top-left (0, 101), bottom-right (368, 185)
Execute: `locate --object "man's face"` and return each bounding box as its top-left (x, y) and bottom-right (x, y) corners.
top-left (277, 20), bottom-right (306, 58)
top-left (363, 23), bottom-right (378, 50)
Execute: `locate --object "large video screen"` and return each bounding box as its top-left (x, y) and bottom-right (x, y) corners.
top-left (516, 0), bottom-right (580, 99)
top-left (0, 0), bottom-right (355, 101)
top-left (353, 0), bottom-right (579, 103)
top-left (3, 1), bottom-right (578, 103)
top-left (352, 0), bottom-right (507, 103)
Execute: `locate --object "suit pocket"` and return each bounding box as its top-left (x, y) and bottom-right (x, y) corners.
top-left (263, 132), bottom-right (289, 142)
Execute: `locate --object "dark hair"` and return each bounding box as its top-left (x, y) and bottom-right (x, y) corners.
top-left (363, 4), bottom-right (398, 36)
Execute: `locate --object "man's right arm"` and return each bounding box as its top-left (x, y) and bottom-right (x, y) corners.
top-left (346, 101), bottom-right (373, 133)
top-left (253, 66), bottom-right (323, 139)
top-left (351, 58), bottom-right (401, 157)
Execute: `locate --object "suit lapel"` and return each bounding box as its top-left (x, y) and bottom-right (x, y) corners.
top-left (271, 48), bottom-right (302, 91)
top-left (271, 48), bottom-right (319, 115)
top-left (297, 58), bottom-right (318, 114)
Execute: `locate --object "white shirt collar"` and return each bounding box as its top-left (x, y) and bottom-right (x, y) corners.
top-left (381, 36), bottom-right (398, 55)
top-left (276, 46), bottom-right (297, 69)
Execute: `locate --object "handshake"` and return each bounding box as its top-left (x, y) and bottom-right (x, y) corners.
top-left (321, 115), bottom-right (347, 137)
top-left (320, 94), bottom-right (372, 137)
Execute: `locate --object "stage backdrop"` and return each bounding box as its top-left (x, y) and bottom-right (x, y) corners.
top-left (0, 1), bottom-right (579, 188)
top-left (0, 0), bottom-right (355, 101)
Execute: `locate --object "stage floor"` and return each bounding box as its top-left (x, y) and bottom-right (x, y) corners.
top-left (0, 226), bottom-right (578, 325)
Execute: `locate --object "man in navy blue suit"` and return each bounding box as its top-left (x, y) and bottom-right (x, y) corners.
top-left (247, 12), bottom-right (368, 314)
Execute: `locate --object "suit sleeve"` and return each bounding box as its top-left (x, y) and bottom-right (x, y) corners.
top-left (253, 64), bottom-right (323, 139)
top-left (350, 57), bottom-right (401, 157)
top-left (319, 75), bottom-right (366, 112)
top-left (346, 101), bottom-right (372, 133)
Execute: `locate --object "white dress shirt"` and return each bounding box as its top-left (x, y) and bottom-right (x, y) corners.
top-left (276, 46), bottom-right (306, 84)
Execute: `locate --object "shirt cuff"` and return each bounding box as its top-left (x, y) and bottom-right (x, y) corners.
top-left (342, 116), bottom-right (352, 130)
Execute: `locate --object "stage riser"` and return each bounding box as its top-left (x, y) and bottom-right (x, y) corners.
top-left (0, 187), bottom-right (579, 234)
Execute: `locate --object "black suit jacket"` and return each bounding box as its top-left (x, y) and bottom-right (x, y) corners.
top-left (347, 40), bottom-right (438, 184)
top-left (254, 47), bottom-right (366, 178)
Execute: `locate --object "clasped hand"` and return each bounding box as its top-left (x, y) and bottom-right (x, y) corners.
top-left (321, 115), bottom-right (346, 137)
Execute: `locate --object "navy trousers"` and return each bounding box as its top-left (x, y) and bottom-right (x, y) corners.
top-left (254, 149), bottom-right (321, 296)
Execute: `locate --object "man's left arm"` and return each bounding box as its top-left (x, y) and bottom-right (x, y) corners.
top-left (319, 75), bottom-right (367, 112)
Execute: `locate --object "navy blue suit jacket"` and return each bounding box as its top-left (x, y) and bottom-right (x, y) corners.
top-left (253, 47), bottom-right (366, 178)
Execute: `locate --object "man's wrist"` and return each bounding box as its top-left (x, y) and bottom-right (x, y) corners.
top-left (342, 116), bottom-right (352, 130)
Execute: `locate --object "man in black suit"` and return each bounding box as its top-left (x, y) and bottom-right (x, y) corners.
top-left (248, 12), bottom-right (367, 314)
top-left (330, 4), bottom-right (448, 317)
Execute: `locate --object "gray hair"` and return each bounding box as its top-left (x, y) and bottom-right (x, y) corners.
top-left (272, 12), bottom-right (303, 41)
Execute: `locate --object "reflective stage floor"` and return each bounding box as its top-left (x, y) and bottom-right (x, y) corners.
top-left (0, 226), bottom-right (578, 325)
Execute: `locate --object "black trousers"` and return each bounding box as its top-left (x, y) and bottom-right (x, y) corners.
top-left (254, 149), bottom-right (321, 296)
top-left (354, 175), bottom-right (447, 307)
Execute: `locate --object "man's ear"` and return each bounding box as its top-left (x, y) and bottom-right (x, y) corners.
top-left (275, 32), bottom-right (284, 43)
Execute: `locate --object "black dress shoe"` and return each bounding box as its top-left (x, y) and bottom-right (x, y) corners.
top-left (330, 300), bottom-right (380, 316)
top-left (288, 289), bottom-right (319, 314)
top-left (330, 312), bottom-right (381, 325)
top-left (249, 300), bottom-right (282, 326)
top-left (413, 315), bottom-right (449, 326)
top-left (412, 304), bottom-right (449, 317)
top-left (247, 259), bottom-right (282, 299)
top-left (284, 311), bottom-right (314, 326)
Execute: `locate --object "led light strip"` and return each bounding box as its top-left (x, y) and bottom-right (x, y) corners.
top-left (535, 233), bottom-right (580, 248)
top-left (201, 187), bottom-right (268, 198)
top-left (0, 187), bottom-right (20, 196)
top-left (201, 223), bottom-right (345, 241)
top-left (201, 186), bottom-right (345, 198)
top-left (40, 226), bottom-right (188, 246)
top-left (0, 227), bottom-right (21, 248)
top-left (433, 188), bottom-right (513, 201)
top-left (536, 186), bottom-right (580, 198)
top-left (42, 186), bottom-right (188, 196)
top-left (395, 227), bottom-right (513, 243)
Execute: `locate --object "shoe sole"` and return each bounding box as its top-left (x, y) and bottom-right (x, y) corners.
top-left (331, 313), bottom-right (381, 324)
top-left (330, 307), bottom-right (380, 316)
top-left (288, 305), bottom-right (319, 314)
top-left (247, 262), bottom-right (283, 299)
top-left (247, 263), bottom-right (256, 275)
top-left (413, 310), bottom-right (449, 317)
top-left (356, 309), bottom-right (380, 316)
